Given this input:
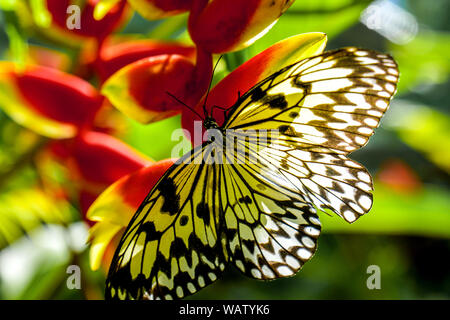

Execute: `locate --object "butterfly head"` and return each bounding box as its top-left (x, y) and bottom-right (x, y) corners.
top-left (203, 116), bottom-right (219, 130)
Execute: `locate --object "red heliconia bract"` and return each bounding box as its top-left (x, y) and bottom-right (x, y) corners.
top-left (0, 62), bottom-right (105, 138)
top-left (69, 131), bottom-right (152, 189)
top-left (101, 48), bottom-right (213, 123)
top-left (86, 158), bottom-right (176, 270)
top-left (14, 67), bottom-right (103, 128)
top-left (45, 0), bottom-right (129, 42)
top-left (189, 0), bottom-right (295, 53)
top-left (95, 39), bottom-right (196, 82)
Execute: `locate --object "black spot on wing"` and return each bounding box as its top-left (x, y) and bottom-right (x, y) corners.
top-left (138, 222), bottom-right (162, 241)
top-left (326, 167), bottom-right (341, 177)
top-left (265, 94), bottom-right (288, 109)
top-left (238, 195), bottom-right (252, 204)
top-left (278, 125), bottom-right (298, 136)
top-left (242, 239), bottom-right (256, 255)
top-left (180, 215), bottom-right (189, 226)
top-left (107, 263), bottom-right (150, 300)
top-left (292, 77), bottom-right (312, 93)
top-left (289, 111), bottom-right (299, 118)
top-left (250, 86), bottom-right (266, 101)
top-left (196, 203), bottom-right (210, 226)
top-left (281, 158), bottom-right (289, 170)
top-left (170, 237), bottom-right (188, 258)
top-left (157, 178), bottom-right (180, 215)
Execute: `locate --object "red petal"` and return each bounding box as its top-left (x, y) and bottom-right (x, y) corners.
top-left (27, 45), bottom-right (71, 71)
top-left (146, 0), bottom-right (192, 12)
top-left (45, 0), bottom-right (129, 41)
top-left (79, 190), bottom-right (99, 224)
top-left (96, 39), bottom-right (196, 82)
top-left (377, 160), bottom-right (422, 193)
top-left (16, 68), bottom-right (102, 126)
top-left (112, 158), bottom-right (176, 209)
top-left (0, 62), bottom-right (103, 138)
top-left (189, 0), bottom-right (294, 53)
top-left (69, 131), bottom-right (152, 188)
top-left (87, 158), bottom-right (175, 223)
top-left (102, 49), bottom-right (212, 123)
top-left (86, 158), bottom-right (175, 271)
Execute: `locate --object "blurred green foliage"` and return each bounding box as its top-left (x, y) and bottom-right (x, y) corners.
top-left (0, 188), bottom-right (75, 248)
top-left (0, 0), bottom-right (449, 300)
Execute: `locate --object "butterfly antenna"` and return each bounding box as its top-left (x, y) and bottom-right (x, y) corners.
top-left (166, 91), bottom-right (204, 121)
top-left (203, 55), bottom-right (223, 118)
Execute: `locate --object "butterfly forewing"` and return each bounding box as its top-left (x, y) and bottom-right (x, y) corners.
top-left (225, 48), bottom-right (399, 154)
top-left (223, 47), bottom-right (398, 222)
top-left (106, 144), bottom-right (228, 300)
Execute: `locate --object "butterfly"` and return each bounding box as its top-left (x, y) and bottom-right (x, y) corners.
top-left (105, 47), bottom-right (399, 300)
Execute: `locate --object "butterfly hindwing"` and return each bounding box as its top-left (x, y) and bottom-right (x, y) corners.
top-left (218, 153), bottom-right (321, 279)
top-left (106, 144), bottom-right (227, 300)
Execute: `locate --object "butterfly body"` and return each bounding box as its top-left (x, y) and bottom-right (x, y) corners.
top-left (106, 47), bottom-right (399, 300)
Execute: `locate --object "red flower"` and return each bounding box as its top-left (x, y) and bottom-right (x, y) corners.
top-left (95, 38), bottom-right (196, 82)
top-left (86, 32), bottom-right (328, 271)
top-left (189, 0), bottom-right (295, 53)
top-left (0, 61), bottom-right (157, 222)
top-left (101, 47), bottom-right (212, 123)
top-left (99, 1), bottom-right (298, 124)
top-left (41, 0), bottom-right (130, 44)
top-left (0, 62), bottom-right (103, 138)
top-left (377, 159), bottom-right (422, 193)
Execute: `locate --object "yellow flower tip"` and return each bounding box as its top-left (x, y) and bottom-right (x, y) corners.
top-left (88, 221), bottom-right (123, 271)
top-left (239, 19), bottom-right (279, 50)
top-left (94, 0), bottom-right (121, 21)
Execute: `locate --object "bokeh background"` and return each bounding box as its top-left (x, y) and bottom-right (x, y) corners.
top-left (0, 0), bottom-right (449, 299)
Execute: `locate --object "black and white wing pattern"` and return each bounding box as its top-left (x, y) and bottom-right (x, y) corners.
top-left (223, 47), bottom-right (398, 222)
top-left (105, 47), bottom-right (399, 299)
top-left (106, 144), bottom-right (228, 300)
top-left (218, 136), bottom-right (322, 279)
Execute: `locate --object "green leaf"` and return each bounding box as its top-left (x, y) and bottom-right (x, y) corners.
top-left (3, 9), bottom-right (28, 65)
top-left (385, 100), bottom-right (450, 173)
top-left (121, 115), bottom-right (191, 161)
top-left (248, 0), bottom-right (371, 57)
top-left (29, 0), bottom-right (51, 28)
top-left (390, 30), bottom-right (450, 93)
top-left (147, 12), bottom-right (188, 40)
